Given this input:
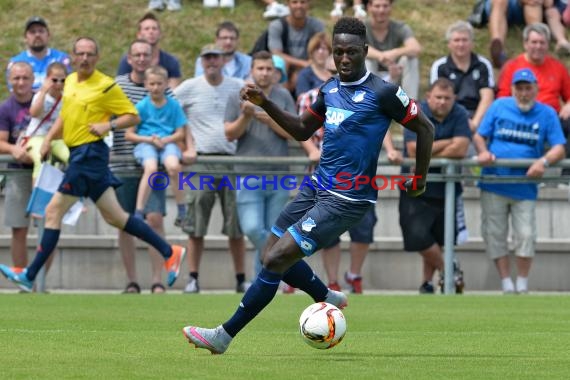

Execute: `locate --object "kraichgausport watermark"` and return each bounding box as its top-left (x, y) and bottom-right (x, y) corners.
top-left (147, 172), bottom-right (422, 191)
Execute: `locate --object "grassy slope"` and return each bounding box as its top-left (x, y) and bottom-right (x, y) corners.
top-left (0, 0), bottom-right (534, 98)
top-left (0, 293), bottom-right (569, 379)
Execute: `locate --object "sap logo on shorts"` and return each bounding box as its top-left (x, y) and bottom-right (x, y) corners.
top-left (328, 87), bottom-right (339, 93)
top-left (325, 107), bottom-right (354, 126)
top-left (351, 90), bottom-right (366, 103)
top-left (301, 217), bottom-right (317, 232)
top-left (396, 86), bottom-right (410, 107)
top-left (300, 240), bottom-right (313, 252)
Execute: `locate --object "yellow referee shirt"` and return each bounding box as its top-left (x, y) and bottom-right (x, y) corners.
top-left (61, 70), bottom-right (137, 147)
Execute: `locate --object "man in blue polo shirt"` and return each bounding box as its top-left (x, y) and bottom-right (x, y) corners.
top-left (474, 68), bottom-right (566, 294)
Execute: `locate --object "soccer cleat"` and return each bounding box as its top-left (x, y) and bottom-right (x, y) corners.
top-left (324, 288), bottom-right (348, 309)
top-left (182, 326), bottom-right (232, 355)
top-left (344, 272), bottom-right (363, 294)
top-left (164, 245), bottom-right (186, 287)
top-left (419, 281), bottom-right (435, 294)
top-left (183, 278), bottom-right (200, 294)
top-left (328, 282), bottom-right (341, 292)
top-left (0, 265), bottom-right (33, 293)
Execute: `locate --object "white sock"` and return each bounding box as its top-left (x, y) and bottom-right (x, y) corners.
top-left (515, 276), bottom-right (528, 293)
top-left (346, 271), bottom-right (359, 281)
top-left (501, 277), bottom-right (515, 293)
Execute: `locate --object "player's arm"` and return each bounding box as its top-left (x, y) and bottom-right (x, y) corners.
top-left (241, 83), bottom-right (321, 141)
top-left (402, 109), bottom-right (434, 194)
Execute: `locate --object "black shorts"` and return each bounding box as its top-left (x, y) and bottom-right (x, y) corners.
top-left (399, 193), bottom-right (448, 252)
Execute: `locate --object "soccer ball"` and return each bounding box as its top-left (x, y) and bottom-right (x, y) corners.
top-left (299, 302), bottom-right (346, 349)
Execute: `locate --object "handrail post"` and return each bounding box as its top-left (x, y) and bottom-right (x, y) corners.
top-left (443, 161), bottom-right (456, 295)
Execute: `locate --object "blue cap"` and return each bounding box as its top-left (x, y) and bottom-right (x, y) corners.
top-left (272, 55), bottom-right (287, 84)
top-left (512, 68), bottom-right (537, 84)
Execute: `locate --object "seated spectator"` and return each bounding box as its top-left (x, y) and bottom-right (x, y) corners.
top-left (485, 0), bottom-right (545, 68)
top-left (294, 32), bottom-right (331, 98)
top-left (262, 0), bottom-right (290, 19)
top-left (544, 0), bottom-right (570, 56)
top-left (194, 21), bottom-right (252, 80)
top-left (474, 68), bottom-right (566, 294)
top-left (124, 66), bottom-right (187, 226)
top-left (364, 0), bottom-right (422, 99)
top-left (496, 23), bottom-right (570, 173)
top-left (430, 20), bottom-right (495, 133)
top-left (25, 62), bottom-right (69, 183)
top-left (330, 0), bottom-right (367, 19)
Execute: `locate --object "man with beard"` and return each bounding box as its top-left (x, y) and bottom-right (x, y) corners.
top-left (6, 17), bottom-right (71, 91)
top-left (474, 68), bottom-right (566, 294)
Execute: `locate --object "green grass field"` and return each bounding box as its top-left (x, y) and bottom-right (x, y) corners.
top-left (0, 293), bottom-right (569, 379)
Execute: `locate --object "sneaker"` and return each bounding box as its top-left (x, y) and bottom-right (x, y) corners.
top-left (263, 2), bottom-right (290, 19)
top-left (164, 245), bottom-right (186, 287)
top-left (330, 3), bottom-right (344, 18)
top-left (148, 0), bottom-right (165, 11)
top-left (353, 4), bottom-right (367, 19)
top-left (203, 0), bottom-right (219, 7)
top-left (166, 0), bottom-right (181, 11)
top-left (490, 39), bottom-right (506, 69)
top-left (328, 282), bottom-right (341, 291)
top-left (236, 281), bottom-right (251, 293)
top-left (219, 0), bottom-right (234, 7)
top-left (282, 283), bottom-right (295, 294)
top-left (419, 281), bottom-right (434, 294)
top-left (0, 265), bottom-right (33, 292)
top-left (184, 278), bottom-right (200, 293)
top-left (182, 325), bottom-right (232, 354)
top-left (344, 272), bottom-right (363, 294)
top-left (324, 288), bottom-right (348, 309)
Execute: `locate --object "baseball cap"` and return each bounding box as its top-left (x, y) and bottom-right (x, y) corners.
top-left (200, 44), bottom-right (223, 57)
top-left (512, 68), bottom-right (537, 85)
top-left (25, 16), bottom-right (48, 32)
top-left (272, 55), bottom-right (287, 83)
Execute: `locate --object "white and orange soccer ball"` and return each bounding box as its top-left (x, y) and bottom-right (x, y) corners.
top-left (299, 302), bottom-right (347, 349)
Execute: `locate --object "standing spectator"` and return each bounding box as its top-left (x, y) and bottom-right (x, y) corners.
top-left (114, 39), bottom-right (181, 294)
top-left (117, 12), bottom-right (182, 89)
top-left (474, 68), bottom-right (566, 294)
top-left (496, 23), bottom-right (570, 174)
top-left (173, 44), bottom-right (247, 294)
top-left (182, 17), bottom-right (434, 355)
top-left (430, 21), bottom-right (495, 134)
top-left (399, 78), bottom-right (471, 294)
top-left (194, 21), bottom-right (252, 80)
top-left (262, 0), bottom-right (290, 19)
top-left (485, 0), bottom-right (545, 68)
top-left (125, 65), bottom-right (187, 225)
top-left (225, 51), bottom-right (295, 280)
top-left (364, 0), bottom-right (422, 99)
top-left (0, 37), bottom-right (186, 293)
top-left (6, 16), bottom-right (71, 92)
top-left (294, 32), bottom-right (332, 98)
top-left (25, 62), bottom-right (69, 184)
top-left (268, 0), bottom-right (325, 93)
top-left (0, 62), bottom-right (34, 270)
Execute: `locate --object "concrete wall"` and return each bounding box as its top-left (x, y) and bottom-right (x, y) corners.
top-left (2, 185), bottom-right (569, 292)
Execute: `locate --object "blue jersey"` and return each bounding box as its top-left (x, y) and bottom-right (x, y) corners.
top-left (478, 97), bottom-right (566, 200)
top-left (309, 72), bottom-right (418, 202)
top-left (7, 49), bottom-right (71, 91)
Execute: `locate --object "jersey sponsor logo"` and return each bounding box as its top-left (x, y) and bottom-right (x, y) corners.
top-left (396, 86), bottom-right (410, 107)
top-left (328, 87), bottom-right (339, 93)
top-left (351, 90), bottom-right (366, 103)
top-left (301, 217), bottom-right (317, 232)
top-left (325, 107), bottom-right (354, 126)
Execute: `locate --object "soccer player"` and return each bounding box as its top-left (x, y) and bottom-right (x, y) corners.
top-left (0, 37), bottom-right (186, 292)
top-left (182, 17), bottom-right (434, 354)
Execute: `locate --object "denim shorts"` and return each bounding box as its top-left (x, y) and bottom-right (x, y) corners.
top-left (272, 184), bottom-right (373, 256)
top-left (133, 142), bottom-right (181, 165)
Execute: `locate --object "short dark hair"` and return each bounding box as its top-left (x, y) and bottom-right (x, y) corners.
top-left (128, 39), bottom-right (152, 55)
top-left (138, 12), bottom-right (160, 30)
top-left (333, 17), bottom-right (367, 44)
top-left (429, 78), bottom-right (455, 92)
top-left (216, 21), bottom-right (239, 38)
top-left (251, 51), bottom-right (273, 67)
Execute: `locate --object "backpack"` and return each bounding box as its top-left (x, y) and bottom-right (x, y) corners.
top-left (249, 17), bottom-right (289, 55)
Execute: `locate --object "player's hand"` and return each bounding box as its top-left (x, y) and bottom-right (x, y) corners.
top-left (404, 178), bottom-right (426, 197)
top-left (88, 122), bottom-right (111, 137)
top-left (240, 83), bottom-right (266, 107)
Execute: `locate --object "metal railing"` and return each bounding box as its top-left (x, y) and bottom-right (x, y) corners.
top-left (2, 155), bottom-right (570, 294)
